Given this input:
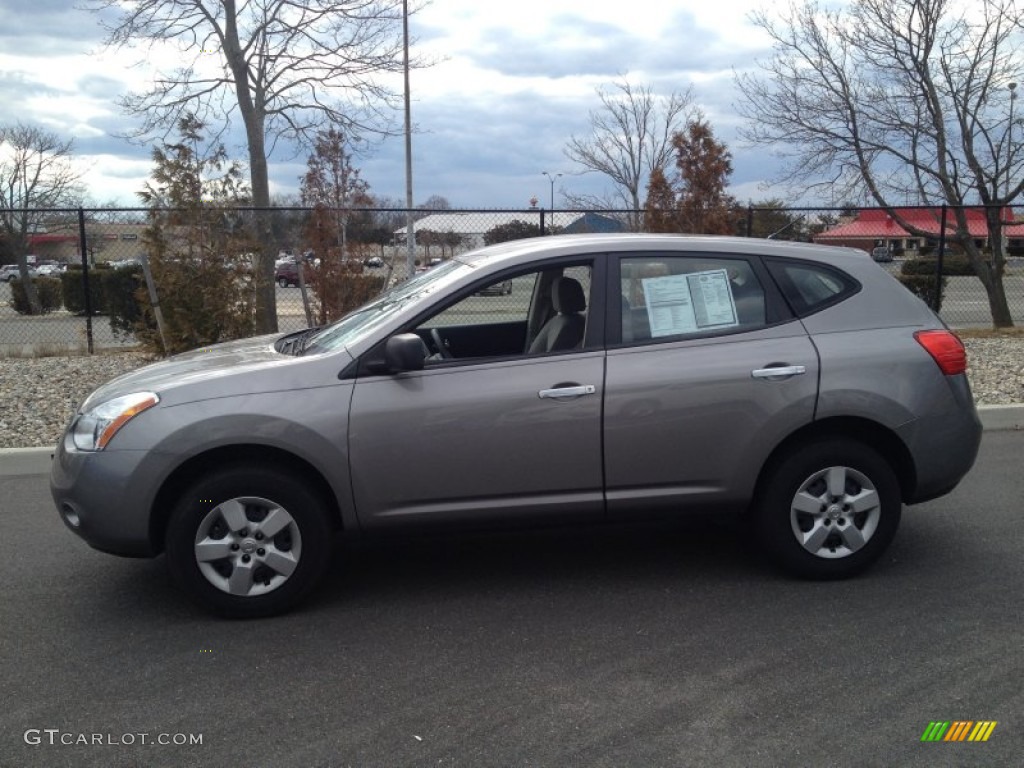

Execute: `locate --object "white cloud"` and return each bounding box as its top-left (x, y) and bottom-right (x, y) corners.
top-left (1, 0), bottom-right (788, 208)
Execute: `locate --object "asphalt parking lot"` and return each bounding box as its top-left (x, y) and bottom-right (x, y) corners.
top-left (1, 430), bottom-right (1022, 767)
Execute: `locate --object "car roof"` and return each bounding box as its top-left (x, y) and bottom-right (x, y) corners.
top-left (456, 233), bottom-right (870, 272)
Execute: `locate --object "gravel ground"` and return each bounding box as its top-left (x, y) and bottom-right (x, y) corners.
top-left (1, 338), bottom-right (1022, 450)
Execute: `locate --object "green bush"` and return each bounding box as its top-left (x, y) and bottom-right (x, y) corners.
top-left (61, 264), bottom-right (109, 315)
top-left (8, 277), bottom-right (63, 314)
top-left (102, 265), bottom-right (147, 339)
top-left (901, 255), bottom-right (975, 276)
top-left (898, 274), bottom-right (947, 311)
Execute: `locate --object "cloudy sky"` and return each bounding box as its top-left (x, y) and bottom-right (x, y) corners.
top-left (0, 0), bottom-right (792, 210)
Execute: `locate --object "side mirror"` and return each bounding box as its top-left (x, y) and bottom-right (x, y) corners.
top-left (384, 333), bottom-right (427, 372)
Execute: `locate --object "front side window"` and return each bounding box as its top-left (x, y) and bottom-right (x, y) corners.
top-left (619, 255), bottom-right (767, 343)
top-left (414, 263), bottom-right (593, 360)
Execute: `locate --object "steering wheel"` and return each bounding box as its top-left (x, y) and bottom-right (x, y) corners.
top-left (431, 328), bottom-right (454, 359)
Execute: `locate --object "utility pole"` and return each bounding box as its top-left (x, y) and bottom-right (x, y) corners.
top-left (542, 171), bottom-right (562, 212)
top-left (403, 0), bottom-right (415, 278)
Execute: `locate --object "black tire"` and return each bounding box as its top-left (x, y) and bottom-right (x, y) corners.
top-left (755, 439), bottom-right (901, 580)
top-left (277, 277), bottom-right (289, 288)
top-left (165, 465), bottom-right (333, 618)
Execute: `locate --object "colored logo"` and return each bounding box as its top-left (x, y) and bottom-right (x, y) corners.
top-left (921, 721), bottom-right (997, 742)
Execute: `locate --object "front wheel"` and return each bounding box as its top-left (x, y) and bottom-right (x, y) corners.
top-left (165, 465), bottom-right (333, 618)
top-left (754, 440), bottom-right (901, 579)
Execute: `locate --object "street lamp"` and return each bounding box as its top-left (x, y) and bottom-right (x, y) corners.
top-left (541, 171), bottom-right (562, 211)
top-left (1007, 82), bottom-right (1017, 198)
top-left (403, 0), bottom-right (414, 277)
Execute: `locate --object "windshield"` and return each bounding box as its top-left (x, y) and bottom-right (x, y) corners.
top-left (301, 259), bottom-right (469, 355)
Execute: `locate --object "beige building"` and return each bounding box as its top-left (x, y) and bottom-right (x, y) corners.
top-left (26, 220), bottom-right (149, 264)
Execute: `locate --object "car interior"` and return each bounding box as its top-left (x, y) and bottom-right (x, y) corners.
top-left (620, 256), bottom-right (767, 342)
top-left (412, 264), bottom-right (593, 361)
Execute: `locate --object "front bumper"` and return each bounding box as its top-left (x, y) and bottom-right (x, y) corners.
top-left (50, 434), bottom-right (163, 558)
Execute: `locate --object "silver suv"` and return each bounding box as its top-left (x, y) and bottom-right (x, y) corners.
top-left (51, 235), bottom-right (982, 617)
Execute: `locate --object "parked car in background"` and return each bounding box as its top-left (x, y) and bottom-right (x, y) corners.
top-left (36, 262), bottom-right (66, 277)
top-left (363, 256), bottom-right (385, 268)
top-left (275, 260), bottom-right (303, 287)
top-left (475, 278), bottom-right (513, 296)
top-left (871, 245), bottom-right (894, 263)
top-left (1, 264), bottom-right (38, 282)
top-left (51, 234), bottom-right (981, 618)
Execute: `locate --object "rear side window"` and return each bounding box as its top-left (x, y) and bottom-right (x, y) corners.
top-left (766, 260), bottom-right (859, 317)
top-left (619, 255), bottom-right (768, 343)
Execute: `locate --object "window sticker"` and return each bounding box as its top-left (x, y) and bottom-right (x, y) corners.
top-left (641, 268), bottom-right (738, 337)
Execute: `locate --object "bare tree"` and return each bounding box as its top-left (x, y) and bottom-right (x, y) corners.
top-left (0, 124), bottom-right (83, 314)
top-left (419, 194), bottom-right (451, 211)
top-left (564, 78), bottom-right (694, 229)
top-left (89, 0), bottom-right (417, 333)
top-left (737, 0), bottom-right (1024, 327)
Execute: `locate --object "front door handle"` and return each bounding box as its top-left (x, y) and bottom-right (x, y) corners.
top-left (538, 384), bottom-right (596, 399)
top-left (751, 365), bottom-right (807, 379)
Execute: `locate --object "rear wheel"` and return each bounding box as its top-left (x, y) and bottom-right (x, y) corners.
top-left (165, 465), bottom-right (333, 617)
top-left (755, 440), bottom-right (901, 579)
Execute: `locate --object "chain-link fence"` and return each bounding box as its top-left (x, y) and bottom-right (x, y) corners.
top-left (1, 204), bottom-right (1022, 355)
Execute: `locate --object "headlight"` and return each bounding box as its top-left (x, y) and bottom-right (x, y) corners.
top-left (71, 392), bottom-right (160, 451)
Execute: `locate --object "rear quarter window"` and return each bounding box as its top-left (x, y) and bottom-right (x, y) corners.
top-left (766, 259), bottom-right (860, 317)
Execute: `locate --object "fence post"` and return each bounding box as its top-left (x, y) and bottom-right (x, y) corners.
top-left (138, 253), bottom-right (169, 356)
top-left (935, 204), bottom-right (948, 312)
top-left (746, 206), bottom-right (754, 238)
top-left (540, 208), bottom-right (546, 236)
top-left (77, 207), bottom-right (94, 354)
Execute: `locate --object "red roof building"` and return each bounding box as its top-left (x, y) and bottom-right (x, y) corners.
top-left (813, 207), bottom-right (1024, 253)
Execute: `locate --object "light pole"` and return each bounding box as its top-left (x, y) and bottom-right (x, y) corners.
top-left (403, 0), bottom-right (415, 277)
top-left (1007, 82), bottom-right (1017, 198)
top-left (541, 171), bottom-right (562, 211)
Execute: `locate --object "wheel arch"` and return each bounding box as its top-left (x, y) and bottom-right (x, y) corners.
top-left (754, 416), bottom-right (917, 504)
top-left (149, 444), bottom-right (344, 554)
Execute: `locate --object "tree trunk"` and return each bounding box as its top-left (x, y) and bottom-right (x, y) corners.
top-left (963, 234), bottom-right (1014, 329)
top-left (223, 2), bottom-right (277, 335)
top-left (16, 253), bottom-right (42, 315)
top-left (245, 126), bottom-right (277, 335)
top-left (983, 277), bottom-right (1014, 328)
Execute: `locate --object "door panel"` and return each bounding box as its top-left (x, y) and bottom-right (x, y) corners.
top-left (603, 323), bottom-right (818, 516)
top-left (349, 352), bottom-right (606, 528)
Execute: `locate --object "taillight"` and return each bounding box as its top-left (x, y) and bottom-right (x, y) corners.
top-left (914, 330), bottom-right (967, 375)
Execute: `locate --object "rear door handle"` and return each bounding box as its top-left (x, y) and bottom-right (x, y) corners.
top-left (538, 385), bottom-right (596, 399)
top-left (751, 365), bottom-right (807, 379)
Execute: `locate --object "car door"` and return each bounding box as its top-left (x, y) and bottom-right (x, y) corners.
top-left (348, 261), bottom-right (607, 529)
top-left (603, 252), bottom-right (819, 518)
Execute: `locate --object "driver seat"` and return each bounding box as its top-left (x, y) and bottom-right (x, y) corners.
top-left (527, 276), bottom-right (586, 353)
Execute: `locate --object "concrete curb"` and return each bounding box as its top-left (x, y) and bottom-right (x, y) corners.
top-left (3, 404), bottom-right (1022, 478)
top-left (1, 447), bottom-right (54, 477)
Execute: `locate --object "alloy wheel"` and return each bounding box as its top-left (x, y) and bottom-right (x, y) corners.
top-left (788, 465), bottom-right (881, 559)
top-left (193, 496), bottom-right (303, 597)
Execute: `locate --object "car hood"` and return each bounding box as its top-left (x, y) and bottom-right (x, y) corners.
top-left (79, 334), bottom-right (304, 411)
